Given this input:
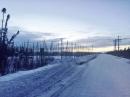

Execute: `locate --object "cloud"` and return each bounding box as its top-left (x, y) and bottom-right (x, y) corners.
top-left (76, 36), bottom-right (115, 47)
top-left (76, 35), bottom-right (130, 48)
top-left (7, 26), bottom-right (130, 48)
top-left (7, 26), bottom-right (57, 43)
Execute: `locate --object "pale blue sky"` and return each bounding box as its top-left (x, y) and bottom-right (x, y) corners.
top-left (0, 0), bottom-right (130, 46)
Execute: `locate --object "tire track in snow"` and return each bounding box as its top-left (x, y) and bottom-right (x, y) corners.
top-left (0, 63), bottom-right (75, 97)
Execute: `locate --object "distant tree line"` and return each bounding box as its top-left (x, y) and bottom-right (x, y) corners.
top-left (0, 8), bottom-right (55, 75)
top-left (0, 8), bottom-right (94, 76)
top-left (107, 48), bottom-right (130, 59)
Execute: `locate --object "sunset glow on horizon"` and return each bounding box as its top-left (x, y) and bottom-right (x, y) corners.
top-left (0, 0), bottom-right (130, 52)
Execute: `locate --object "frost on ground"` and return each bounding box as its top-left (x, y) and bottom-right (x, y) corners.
top-left (59, 54), bottom-right (130, 97)
top-left (0, 54), bottom-right (130, 97)
top-left (0, 64), bottom-right (60, 81)
top-left (0, 55), bottom-right (95, 97)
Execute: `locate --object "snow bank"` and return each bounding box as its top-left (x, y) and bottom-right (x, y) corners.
top-left (76, 54), bottom-right (97, 65)
top-left (0, 64), bottom-right (60, 82)
top-left (0, 54), bottom-right (99, 97)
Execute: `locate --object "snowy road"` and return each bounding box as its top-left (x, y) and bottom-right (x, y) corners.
top-left (59, 54), bottom-right (130, 97)
top-left (0, 54), bottom-right (130, 97)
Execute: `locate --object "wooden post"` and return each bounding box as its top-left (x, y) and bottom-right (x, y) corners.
top-left (60, 38), bottom-right (63, 60)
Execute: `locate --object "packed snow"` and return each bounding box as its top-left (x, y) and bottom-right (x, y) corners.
top-left (0, 64), bottom-right (60, 82)
top-left (58, 54), bottom-right (130, 97)
top-left (0, 54), bottom-right (130, 97)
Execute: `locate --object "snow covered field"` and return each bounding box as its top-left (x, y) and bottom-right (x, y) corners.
top-left (0, 54), bottom-right (130, 97)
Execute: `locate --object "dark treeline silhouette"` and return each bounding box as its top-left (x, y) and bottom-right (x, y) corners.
top-left (0, 8), bottom-right (19, 75)
top-left (0, 8), bottom-right (94, 76)
top-left (0, 8), bottom-right (54, 75)
top-left (107, 48), bottom-right (130, 59)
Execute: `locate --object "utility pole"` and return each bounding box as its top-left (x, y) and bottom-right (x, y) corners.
top-left (71, 42), bottom-right (74, 59)
top-left (60, 38), bottom-right (63, 60)
top-left (74, 42), bottom-right (76, 58)
top-left (117, 36), bottom-right (122, 51)
top-left (66, 41), bottom-right (69, 56)
top-left (92, 45), bottom-right (94, 52)
top-left (117, 36), bottom-right (119, 51)
top-left (114, 39), bottom-right (117, 51)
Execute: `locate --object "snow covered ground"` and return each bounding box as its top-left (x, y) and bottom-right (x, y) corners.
top-left (0, 64), bottom-right (60, 82)
top-left (59, 54), bottom-right (130, 97)
top-left (0, 54), bottom-right (130, 97)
